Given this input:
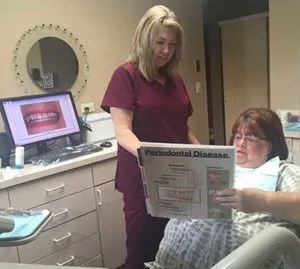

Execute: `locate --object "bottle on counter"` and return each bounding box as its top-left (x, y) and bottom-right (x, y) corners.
top-left (15, 146), bottom-right (24, 169)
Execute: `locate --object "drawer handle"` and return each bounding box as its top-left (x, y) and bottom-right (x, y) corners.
top-left (96, 189), bottom-right (103, 206)
top-left (53, 208), bottom-right (69, 217)
top-left (46, 184), bottom-right (65, 193)
top-left (56, 255), bottom-right (75, 266)
top-left (53, 232), bottom-right (72, 243)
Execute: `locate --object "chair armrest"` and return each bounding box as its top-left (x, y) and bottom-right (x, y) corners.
top-left (211, 226), bottom-right (300, 269)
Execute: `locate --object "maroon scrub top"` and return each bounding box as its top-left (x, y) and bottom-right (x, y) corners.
top-left (101, 63), bottom-right (193, 195)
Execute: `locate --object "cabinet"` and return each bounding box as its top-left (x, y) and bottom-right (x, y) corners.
top-left (95, 181), bottom-right (126, 269)
top-left (0, 156), bottom-right (125, 268)
top-left (284, 137), bottom-right (300, 166)
top-left (0, 190), bottom-right (18, 263)
top-left (93, 159), bottom-right (126, 269)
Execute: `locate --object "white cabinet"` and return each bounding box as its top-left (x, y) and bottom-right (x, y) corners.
top-left (0, 247), bottom-right (19, 263)
top-left (81, 255), bottom-right (104, 267)
top-left (5, 165), bottom-right (100, 267)
top-left (0, 189), bottom-right (9, 207)
top-left (0, 157), bottom-right (125, 268)
top-left (95, 181), bottom-right (126, 269)
top-left (285, 137), bottom-right (300, 166)
top-left (285, 137), bottom-right (293, 163)
top-left (33, 188), bottom-right (96, 230)
top-left (9, 166), bottom-right (93, 209)
top-left (93, 158), bottom-right (126, 269)
top-left (0, 189), bottom-right (18, 263)
top-left (33, 233), bottom-right (101, 266)
top-left (292, 139), bottom-right (300, 165)
top-left (18, 212), bottom-right (99, 263)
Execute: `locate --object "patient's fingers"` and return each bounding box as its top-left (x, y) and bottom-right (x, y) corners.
top-left (219, 202), bottom-right (238, 210)
top-left (214, 188), bottom-right (237, 196)
top-left (212, 188), bottom-right (237, 200)
top-left (213, 188), bottom-right (266, 213)
top-left (214, 195), bottom-right (238, 204)
top-left (212, 189), bottom-right (243, 210)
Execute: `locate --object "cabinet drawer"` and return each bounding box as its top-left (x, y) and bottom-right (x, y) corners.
top-left (0, 247), bottom-right (19, 263)
top-left (18, 211), bottom-right (99, 263)
top-left (92, 158), bottom-right (117, 186)
top-left (33, 188), bottom-right (96, 230)
top-left (33, 233), bottom-right (101, 266)
top-left (81, 255), bottom-right (104, 268)
top-left (9, 166), bottom-right (93, 209)
top-left (0, 189), bottom-right (9, 208)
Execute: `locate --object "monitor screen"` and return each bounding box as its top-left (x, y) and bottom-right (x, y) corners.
top-left (0, 92), bottom-right (80, 147)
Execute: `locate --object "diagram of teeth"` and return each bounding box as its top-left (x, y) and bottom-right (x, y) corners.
top-left (24, 112), bottom-right (60, 125)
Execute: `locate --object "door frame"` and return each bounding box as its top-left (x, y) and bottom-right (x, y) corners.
top-left (218, 12), bottom-right (269, 27)
top-left (202, 0), bottom-right (269, 145)
top-left (219, 13), bottom-right (270, 142)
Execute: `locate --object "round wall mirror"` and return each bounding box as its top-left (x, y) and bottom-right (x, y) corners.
top-left (13, 24), bottom-right (89, 99)
top-left (27, 37), bottom-right (79, 92)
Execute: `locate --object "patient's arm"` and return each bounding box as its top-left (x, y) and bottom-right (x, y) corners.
top-left (214, 188), bottom-right (300, 225)
top-left (264, 191), bottom-right (300, 225)
top-left (214, 161), bottom-right (300, 225)
top-left (213, 188), bottom-right (266, 213)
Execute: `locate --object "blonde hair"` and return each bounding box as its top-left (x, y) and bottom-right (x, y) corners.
top-left (127, 5), bottom-right (184, 81)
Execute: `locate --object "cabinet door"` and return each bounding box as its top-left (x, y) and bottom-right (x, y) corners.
top-left (292, 139), bottom-right (300, 166)
top-left (95, 181), bottom-right (126, 269)
top-left (285, 137), bottom-right (293, 163)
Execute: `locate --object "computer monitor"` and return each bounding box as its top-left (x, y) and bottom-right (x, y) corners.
top-left (0, 91), bottom-right (81, 153)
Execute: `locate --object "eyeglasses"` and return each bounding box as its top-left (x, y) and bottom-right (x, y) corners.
top-left (233, 133), bottom-right (267, 143)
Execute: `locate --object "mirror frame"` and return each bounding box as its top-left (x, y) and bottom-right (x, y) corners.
top-left (12, 24), bottom-right (89, 100)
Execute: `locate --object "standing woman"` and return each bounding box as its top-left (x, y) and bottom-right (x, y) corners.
top-left (101, 5), bottom-right (199, 269)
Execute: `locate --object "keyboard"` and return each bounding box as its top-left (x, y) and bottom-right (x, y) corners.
top-left (29, 143), bottom-right (103, 166)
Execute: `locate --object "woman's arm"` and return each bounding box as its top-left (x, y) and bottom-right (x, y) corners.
top-left (110, 107), bottom-right (140, 157)
top-left (214, 188), bottom-right (300, 225)
top-left (264, 191), bottom-right (300, 225)
top-left (187, 126), bottom-right (200, 144)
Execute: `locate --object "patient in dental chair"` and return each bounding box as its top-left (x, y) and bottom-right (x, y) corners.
top-left (146, 108), bottom-right (300, 269)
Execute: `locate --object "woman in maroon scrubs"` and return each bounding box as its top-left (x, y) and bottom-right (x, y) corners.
top-left (101, 5), bottom-right (199, 269)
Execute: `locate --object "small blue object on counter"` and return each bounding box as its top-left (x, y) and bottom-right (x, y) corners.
top-left (15, 146), bottom-right (25, 169)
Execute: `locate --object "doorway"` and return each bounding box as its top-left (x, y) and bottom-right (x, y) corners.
top-left (220, 14), bottom-right (269, 142)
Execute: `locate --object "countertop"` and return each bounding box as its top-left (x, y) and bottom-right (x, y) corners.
top-left (0, 139), bottom-right (117, 190)
top-left (0, 263), bottom-right (107, 269)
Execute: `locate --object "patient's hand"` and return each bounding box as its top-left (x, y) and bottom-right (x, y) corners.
top-left (212, 188), bottom-right (267, 213)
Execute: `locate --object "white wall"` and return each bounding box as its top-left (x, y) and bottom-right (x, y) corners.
top-left (269, 0), bottom-right (300, 111)
top-left (0, 0), bottom-right (209, 142)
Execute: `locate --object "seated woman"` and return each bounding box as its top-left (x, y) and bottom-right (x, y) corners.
top-left (145, 107), bottom-right (300, 269)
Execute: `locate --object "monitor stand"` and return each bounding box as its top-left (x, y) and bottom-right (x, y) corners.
top-left (36, 142), bottom-right (49, 155)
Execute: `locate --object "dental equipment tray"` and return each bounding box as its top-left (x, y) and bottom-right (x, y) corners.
top-left (0, 209), bottom-right (52, 246)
